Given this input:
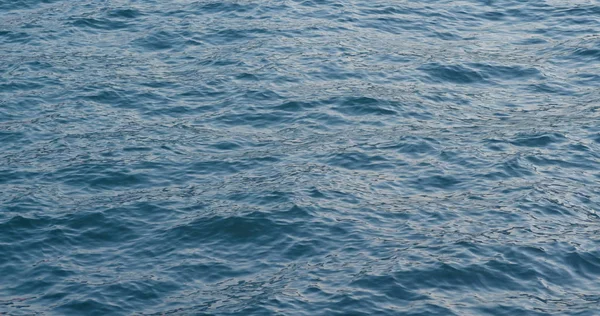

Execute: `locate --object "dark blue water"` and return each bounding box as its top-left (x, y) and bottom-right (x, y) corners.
top-left (2, 0), bottom-right (600, 315)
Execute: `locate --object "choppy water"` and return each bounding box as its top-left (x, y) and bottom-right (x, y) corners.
top-left (1, 0), bottom-right (600, 315)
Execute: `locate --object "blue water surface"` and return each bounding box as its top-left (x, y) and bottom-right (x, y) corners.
top-left (1, 0), bottom-right (600, 315)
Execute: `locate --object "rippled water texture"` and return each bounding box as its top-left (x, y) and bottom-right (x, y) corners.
top-left (2, 0), bottom-right (600, 315)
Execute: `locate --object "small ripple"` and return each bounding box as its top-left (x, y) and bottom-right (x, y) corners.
top-left (162, 211), bottom-right (296, 246)
top-left (332, 97), bottom-right (398, 116)
top-left (326, 151), bottom-right (397, 170)
top-left (133, 31), bottom-right (180, 51)
top-left (510, 133), bottom-right (566, 148)
top-left (69, 17), bottom-right (130, 31)
top-left (107, 8), bottom-right (143, 19)
top-left (419, 63), bottom-right (487, 84)
top-left (0, 30), bottom-right (31, 44)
